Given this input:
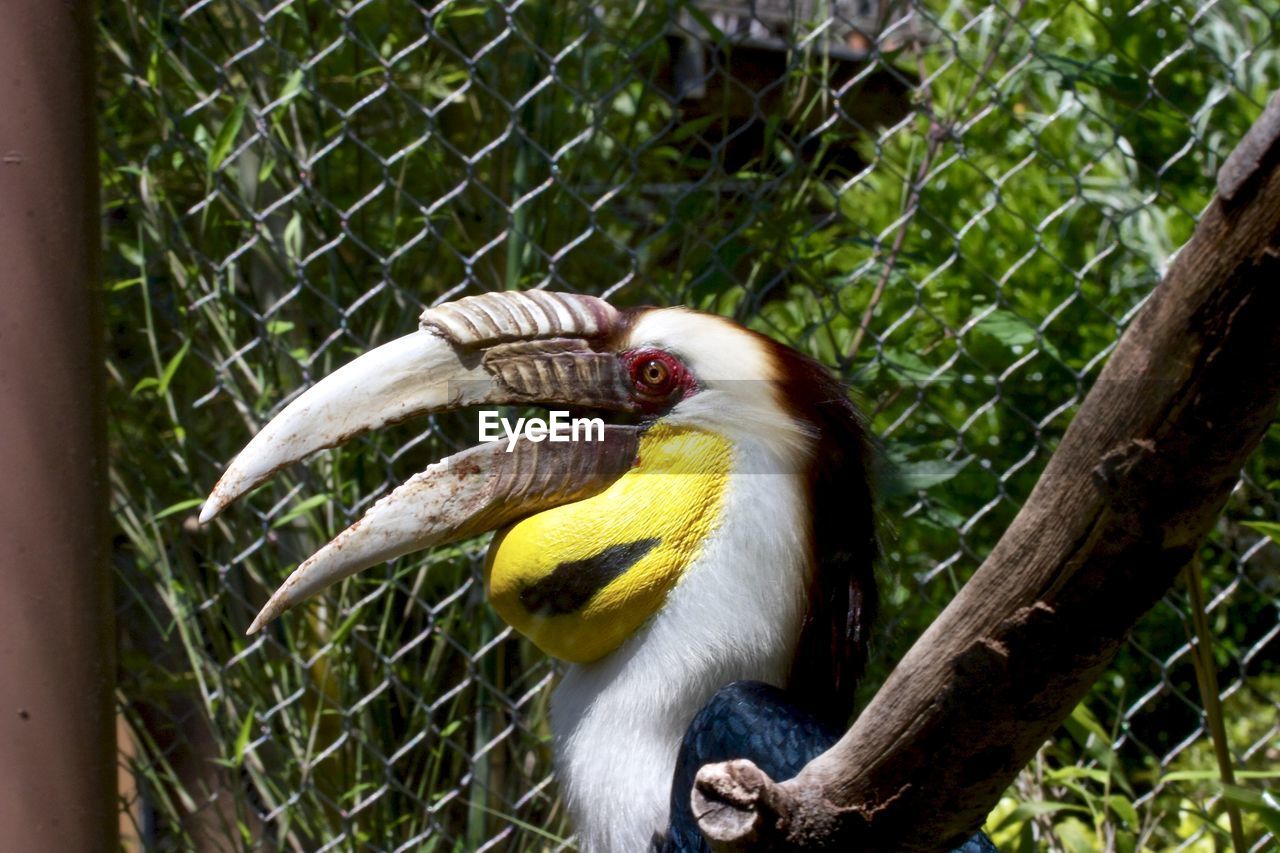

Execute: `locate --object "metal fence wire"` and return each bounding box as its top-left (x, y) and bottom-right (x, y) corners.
top-left (101, 0), bottom-right (1280, 850)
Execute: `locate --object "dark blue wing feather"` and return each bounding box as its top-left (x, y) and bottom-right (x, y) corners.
top-left (652, 681), bottom-right (998, 853)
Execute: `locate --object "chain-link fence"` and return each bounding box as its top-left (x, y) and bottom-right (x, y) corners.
top-left (101, 1), bottom-right (1279, 849)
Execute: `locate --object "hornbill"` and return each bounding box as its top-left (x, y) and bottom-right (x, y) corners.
top-left (202, 290), bottom-right (996, 852)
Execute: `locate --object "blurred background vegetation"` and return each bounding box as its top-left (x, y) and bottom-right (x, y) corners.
top-left (101, 0), bottom-right (1278, 849)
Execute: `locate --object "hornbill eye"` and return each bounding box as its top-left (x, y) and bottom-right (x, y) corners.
top-left (638, 359), bottom-right (670, 389)
top-left (625, 349), bottom-right (688, 405)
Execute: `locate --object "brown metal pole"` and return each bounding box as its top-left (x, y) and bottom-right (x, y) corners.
top-left (0, 2), bottom-right (115, 849)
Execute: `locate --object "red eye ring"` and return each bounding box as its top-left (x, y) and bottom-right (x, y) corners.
top-left (623, 349), bottom-right (689, 404)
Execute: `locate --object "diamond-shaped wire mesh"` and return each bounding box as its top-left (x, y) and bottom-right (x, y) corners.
top-left (102, 1), bottom-right (1279, 849)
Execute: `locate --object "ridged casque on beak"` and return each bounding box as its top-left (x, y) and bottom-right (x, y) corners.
top-left (202, 291), bottom-right (645, 633)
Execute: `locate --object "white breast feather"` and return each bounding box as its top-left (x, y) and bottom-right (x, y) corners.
top-left (550, 428), bottom-right (812, 852)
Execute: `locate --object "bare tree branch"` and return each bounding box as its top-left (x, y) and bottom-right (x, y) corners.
top-left (693, 92), bottom-right (1280, 852)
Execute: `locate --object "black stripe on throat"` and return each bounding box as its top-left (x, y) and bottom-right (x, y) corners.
top-left (518, 537), bottom-right (661, 617)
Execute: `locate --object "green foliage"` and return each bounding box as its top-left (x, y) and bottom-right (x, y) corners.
top-left (101, 0), bottom-right (1279, 849)
top-left (987, 680), bottom-right (1280, 851)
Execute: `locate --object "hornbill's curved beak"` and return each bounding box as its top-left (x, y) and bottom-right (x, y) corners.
top-left (201, 291), bottom-right (644, 634)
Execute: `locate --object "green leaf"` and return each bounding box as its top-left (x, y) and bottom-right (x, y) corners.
top-left (1220, 784), bottom-right (1280, 836)
top-left (283, 212), bottom-right (304, 261)
top-left (1053, 816), bottom-right (1100, 853)
top-left (278, 69), bottom-right (305, 104)
top-left (668, 114), bottom-right (719, 144)
top-left (117, 241), bottom-right (145, 268)
top-left (680, 1), bottom-right (726, 41)
top-left (152, 498), bottom-right (205, 522)
top-left (157, 340), bottom-right (191, 396)
top-left (1039, 54), bottom-right (1147, 104)
top-left (1064, 703), bottom-right (1133, 795)
top-left (1242, 520), bottom-right (1280, 547)
top-left (975, 309), bottom-right (1038, 348)
top-left (991, 800), bottom-right (1089, 832)
top-left (1105, 794), bottom-right (1139, 828)
top-left (882, 350), bottom-right (952, 383)
top-left (233, 706), bottom-right (257, 767)
top-left (328, 607), bottom-right (366, 646)
top-left (108, 276), bottom-right (145, 292)
top-left (919, 503), bottom-right (967, 530)
top-left (257, 155), bottom-right (278, 184)
top-left (974, 309), bottom-right (1062, 358)
top-left (1047, 766), bottom-right (1112, 785)
top-left (1068, 702), bottom-right (1111, 744)
top-left (271, 493), bottom-right (332, 528)
top-left (1162, 769), bottom-right (1280, 782)
top-left (207, 98), bottom-right (248, 172)
top-left (881, 458), bottom-right (970, 497)
top-left (437, 4), bottom-right (487, 21)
